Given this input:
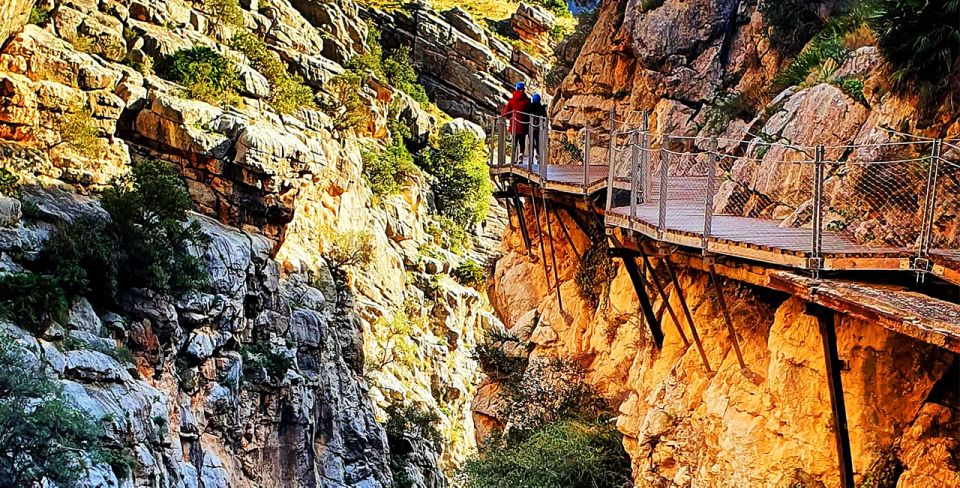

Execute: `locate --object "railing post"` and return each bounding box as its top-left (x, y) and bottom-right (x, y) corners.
top-left (629, 129), bottom-right (640, 230)
top-left (810, 145), bottom-right (825, 277)
top-left (918, 140), bottom-right (942, 266)
top-left (605, 108), bottom-right (616, 212)
top-left (539, 118), bottom-right (549, 180)
top-left (526, 117), bottom-right (534, 175)
top-left (703, 138), bottom-right (718, 250)
top-left (640, 111), bottom-right (650, 203)
top-left (497, 118), bottom-right (506, 167)
top-left (658, 135), bottom-right (669, 239)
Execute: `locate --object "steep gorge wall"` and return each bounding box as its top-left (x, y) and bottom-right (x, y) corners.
top-left (477, 204), bottom-right (960, 486)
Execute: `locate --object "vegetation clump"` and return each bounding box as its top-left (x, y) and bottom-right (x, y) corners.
top-left (452, 260), bottom-right (485, 288)
top-left (322, 70), bottom-right (369, 132)
top-left (759, 0), bottom-right (826, 54)
top-left (27, 6), bottom-right (51, 25)
top-left (0, 168), bottom-right (19, 197)
top-left (575, 231), bottom-right (615, 306)
top-left (416, 130), bottom-right (491, 229)
top-left (59, 105), bottom-right (103, 159)
top-left (0, 273), bottom-right (69, 336)
top-left (240, 341), bottom-right (293, 382)
top-left (318, 225), bottom-right (374, 270)
top-left (229, 32), bottom-right (316, 114)
top-left (157, 46), bottom-right (242, 105)
top-left (362, 137), bottom-right (418, 197)
top-left (204, 0), bottom-right (244, 27)
top-left (0, 332), bottom-right (133, 486)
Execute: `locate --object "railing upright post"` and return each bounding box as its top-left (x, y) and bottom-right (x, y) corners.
top-left (605, 108), bottom-right (616, 212)
top-left (630, 129), bottom-right (640, 230)
top-left (526, 118), bottom-right (534, 176)
top-left (703, 138), bottom-right (718, 250)
top-left (918, 139), bottom-right (942, 264)
top-left (640, 111), bottom-right (650, 203)
top-left (810, 145), bottom-right (825, 276)
top-left (540, 118), bottom-right (549, 180)
top-left (497, 118), bottom-right (506, 167)
top-left (658, 135), bottom-right (669, 239)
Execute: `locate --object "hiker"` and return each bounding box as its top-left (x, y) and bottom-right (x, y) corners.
top-left (528, 93), bottom-right (547, 163)
top-left (502, 81), bottom-right (531, 163)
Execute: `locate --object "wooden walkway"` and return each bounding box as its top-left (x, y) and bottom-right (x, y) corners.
top-left (491, 161), bottom-right (955, 284)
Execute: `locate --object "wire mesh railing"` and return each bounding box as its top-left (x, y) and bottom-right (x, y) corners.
top-left (488, 108), bottom-right (960, 276)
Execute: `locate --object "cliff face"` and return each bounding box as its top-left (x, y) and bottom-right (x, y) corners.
top-left (478, 204), bottom-right (960, 486)
top-left (0, 0), bottom-right (512, 484)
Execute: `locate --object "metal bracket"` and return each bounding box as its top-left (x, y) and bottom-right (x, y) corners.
top-left (807, 257), bottom-right (824, 270)
top-left (911, 257), bottom-right (932, 272)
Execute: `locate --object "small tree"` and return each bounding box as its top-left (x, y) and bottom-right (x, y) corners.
top-left (319, 225), bottom-right (374, 270)
top-left (0, 332), bottom-right (130, 486)
top-left (157, 46), bottom-right (242, 105)
top-left (416, 130), bottom-right (492, 228)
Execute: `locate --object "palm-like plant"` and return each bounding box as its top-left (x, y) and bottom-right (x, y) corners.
top-left (868, 0), bottom-right (960, 90)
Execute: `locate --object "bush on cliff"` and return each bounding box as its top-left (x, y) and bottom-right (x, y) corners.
top-left (416, 130), bottom-right (491, 229)
top-left (229, 32), bottom-right (316, 114)
top-left (157, 46), bottom-right (241, 105)
top-left (462, 419), bottom-right (631, 488)
top-left (0, 332), bottom-right (132, 486)
top-left (362, 138), bottom-right (419, 197)
top-left (322, 70), bottom-right (370, 132)
top-left (868, 0), bottom-right (960, 94)
top-left (0, 273), bottom-right (69, 336)
top-left (759, 0), bottom-right (825, 54)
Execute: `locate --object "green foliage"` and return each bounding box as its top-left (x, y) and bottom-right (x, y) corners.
top-left (63, 336), bottom-right (136, 365)
top-left (771, 5), bottom-right (873, 90)
top-left (417, 131), bottom-right (492, 228)
top-left (100, 160), bottom-right (206, 296)
top-left (703, 92), bottom-right (753, 134)
top-left (240, 341), bottom-right (292, 382)
top-left (0, 168), bottom-right (19, 197)
top-left (0, 273), bottom-right (68, 336)
top-left (452, 260), bottom-right (485, 288)
top-left (462, 419), bottom-right (631, 488)
top-left (530, 0), bottom-right (569, 18)
top-left (362, 139), bottom-right (418, 197)
top-left (425, 215), bottom-right (469, 254)
top-left (384, 402), bottom-right (442, 445)
top-left (204, 0), bottom-right (244, 27)
top-left (43, 216), bottom-right (117, 299)
top-left (759, 0), bottom-right (825, 54)
top-left (472, 342), bottom-right (526, 381)
top-left (157, 46), bottom-right (241, 105)
top-left (868, 0), bottom-right (960, 93)
top-left (345, 29), bottom-right (385, 77)
top-left (27, 6), bottom-right (51, 25)
top-left (575, 232), bottom-right (615, 307)
top-left (229, 32), bottom-right (316, 114)
top-left (860, 449), bottom-right (902, 488)
top-left (0, 332), bottom-right (131, 486)
top-left (322, 70), bottom-right (369, 132)
top-left (383, 46), bottom-right (428, 103)
top-left (60, 105), bottom-right (102, 159)
top-left (833, 77), bottom-right (867, 105)
top-left (319, 225), bottom-right (374, 270)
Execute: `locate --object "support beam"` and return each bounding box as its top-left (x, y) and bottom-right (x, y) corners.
top-left (511, 181), bottom-right (532, 253)
top-left (639, 250), bottom-right (690, 347)
top-left (807, 303), bottom-right (855, 488)
top-left (542, 195), bottom-right (565, 313)
top-left (555, 207), bottom-right (583, 260)
top-left (610, 247), bottom-right (664, 348)
top-left (664, 260), bottom-right (712, 373)
top-left (708, 264), bottom-right (747, 372)
top-left (530, 189), bottom-right (554, 296)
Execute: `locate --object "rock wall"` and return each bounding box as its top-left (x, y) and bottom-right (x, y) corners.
top-left (0, 0), bottom-right (510, 485)
top-left (477, 203), bottom-right (960, 486)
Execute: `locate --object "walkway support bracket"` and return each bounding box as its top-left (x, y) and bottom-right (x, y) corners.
top-left (807, 303), bottom-right (855, 488)
top-left (708, 264), bottom-right (748, 372)
top-left (511, 179), bottom-right (532, 254)
top-left (639, 249), bottom-right (690, 347)
top-left (664, 259), bottom-right (712, 373)
top-left (609, 246), bottom-right (664, 348)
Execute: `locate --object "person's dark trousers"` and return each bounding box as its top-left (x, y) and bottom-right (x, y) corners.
top-left (513, 133), bottom-right (527, 164)
top-left (531, 129), bottom-right (541, 164)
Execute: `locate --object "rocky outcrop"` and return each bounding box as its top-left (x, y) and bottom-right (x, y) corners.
top-left (366, 2), bottom-right (550, 123)
top-left (477, 203), bottom-right (960, 486)
top-left (0, 0), bottom-right (32, 46)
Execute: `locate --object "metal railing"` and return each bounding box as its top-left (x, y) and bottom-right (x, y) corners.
top-left (487, 108), bottom-right (960, 276)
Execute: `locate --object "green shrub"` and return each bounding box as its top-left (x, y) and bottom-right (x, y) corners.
top-left (157, 46), bottom-right (241, 105)
top-left (462, 419), bottom-right (631, 488)
top-left (229, 32), bottom-right (316, 114)
top-left (0, 273), bottom-right (68, 336)
top-left (0, 332), bottom-right (132, 486)
top-left (362, 140), bottom-right (418, 197)
top-left (0, 168), bottom-right (19, 197)
top-left (833, 77), bottom-right (867, 105)
top-left (868, 0), bottom-right (960, 92)
top-left (473, 342), bottom-right (527, 381)
top-left (417, 131), bottom-right (492, 228)
top-left (759, 0), bottom-right (825, 54)
top-left (204, 0), bottom-right (244, 27)
top-left (322, 71), bottom-right (369, 132)
top-left (319, 225), bottom-right (374, 270)
top-left (384, 402), bottom-right (442, 445)
top-left (60, 105), bottom-right (102, 159)
top-left (43, 216), bottom-right (117, 299)
top-left (100, 159), bottom-right (206, 296)
top-left (27, 6), bottom-right (51, 25)
top-left (239, 341), bottom-right (292, 382)
top-left (531, 0), bottom-right (569, 17)
top-left (702, 91), bottom-right (753, 134)
top-left (345, 29), bottom-right (385, 77)
top-left (575, 237), bottom-right (614, 307)
top-left (452, 260), bottom-right (485, 288)
top-left (383, 46), bottom-right (428, 104)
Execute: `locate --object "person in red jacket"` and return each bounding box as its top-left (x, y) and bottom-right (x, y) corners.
top-left (503, 82), bottom-right (531, 164)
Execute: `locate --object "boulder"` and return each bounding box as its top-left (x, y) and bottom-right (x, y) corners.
top-left (0, 195), bottom-right (21, 227)
top-left (441, 118), bottom-right (486, 140)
